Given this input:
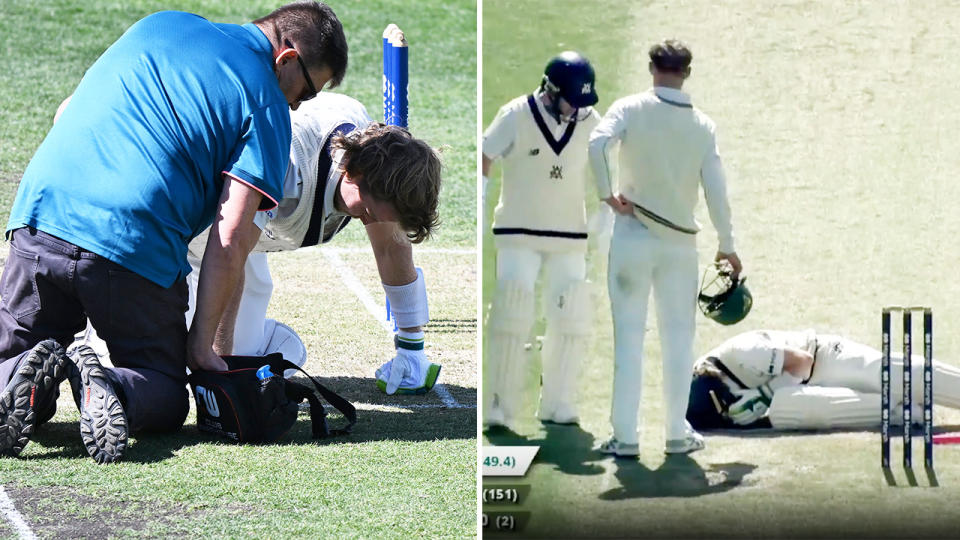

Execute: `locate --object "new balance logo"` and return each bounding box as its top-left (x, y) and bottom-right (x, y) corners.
top-left (529, 148), bottom-right (540, 156)
top-left (195, 385), bottom-right (221, 418)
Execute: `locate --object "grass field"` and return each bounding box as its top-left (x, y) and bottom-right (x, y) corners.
top-left (0, 0), bottom-right (477, 538)
top-left (482, 1), bottom-right (960, 538)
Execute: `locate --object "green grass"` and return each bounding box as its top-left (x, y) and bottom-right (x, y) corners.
top-left (0, 0), bottom-right (477, 538)
top-left (483, 0), bottom-right (960, 537)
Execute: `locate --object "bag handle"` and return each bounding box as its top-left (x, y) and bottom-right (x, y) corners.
top-left (262, 353), bottom-right (358, 436)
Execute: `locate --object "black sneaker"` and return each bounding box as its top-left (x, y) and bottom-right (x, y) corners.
top-left (72, 345), bottom-right (128, 464)
top-left (0, 339), bottom-right (69, 456)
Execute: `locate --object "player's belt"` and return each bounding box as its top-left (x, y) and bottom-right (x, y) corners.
top-left (708, 356), bottom-right (748, 390)
top-left (632, 203), bottom-right (698, 234)
top-left (492, 227), bottom-right (587, 239)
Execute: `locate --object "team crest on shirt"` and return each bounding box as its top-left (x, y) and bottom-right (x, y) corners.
top-left (550, 165), bottom-right (563, 179)
top-left (529, 148), bottom-right (540, 156)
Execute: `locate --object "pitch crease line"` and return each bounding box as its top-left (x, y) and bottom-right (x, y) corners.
top-left (0, 486), bottom-right (37, 540)
top-left (320, 248), bottom-right (463, 408)
top-left (300, 402), bottom-right (474, 411)
top-left (304, 245), bottom-right (474, 255)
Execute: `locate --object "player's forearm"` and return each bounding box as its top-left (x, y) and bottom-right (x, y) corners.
top-left (212, 269), bottom-right (245, 355)
top-left (701, 151), bottom-right (736, 253)
top-left (366, 222), bottom-right (416, 286)
top-left (587, 132), bottom-right (615, 200)
top-left (782, 347), bottom-right (814, 381)
top-left (190, 231), bottom-right (254, 355)
top-left (366, 222), bottom-right (422, 332)
top-left (188, 177), bottom-right (263, 364)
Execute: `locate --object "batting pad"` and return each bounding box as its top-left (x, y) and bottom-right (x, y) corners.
top-left (540, 281), bottom-right (593, 420)
top-left (768, 385), bottom-right (884, 430)
top-left (486, 281), bottom-right (536, 421)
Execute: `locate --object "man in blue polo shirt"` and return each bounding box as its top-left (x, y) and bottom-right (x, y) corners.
top-left (0, 2), bottom-right (347, 463)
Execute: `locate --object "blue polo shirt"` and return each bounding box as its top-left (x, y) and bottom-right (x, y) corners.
top-left (7, 11), bottom-right (290, 287)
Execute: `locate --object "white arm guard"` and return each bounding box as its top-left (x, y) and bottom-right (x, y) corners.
top-left (383, 267), bottom-right (429, 328)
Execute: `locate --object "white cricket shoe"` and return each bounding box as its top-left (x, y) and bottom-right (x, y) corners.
top-left (484, 406), bottom-right (508, 429)
top-left (665, 427), bottom-right (705, 455)
top-left (597, 437), bottom-right (640, 457)
top-left (539, 401), bottom-right (579, 425)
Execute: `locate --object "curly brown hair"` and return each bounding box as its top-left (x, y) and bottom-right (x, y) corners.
top-left (333, 123), bottom-right (442, 243)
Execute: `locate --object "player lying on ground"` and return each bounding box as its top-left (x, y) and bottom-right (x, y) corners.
top-left (686, 329), bottom-right (960, 430)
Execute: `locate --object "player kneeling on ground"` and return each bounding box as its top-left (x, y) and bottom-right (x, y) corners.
top-left (185, 92), bottom-right (443, 395)
top-left (686, 329), bottom-right (960, 430)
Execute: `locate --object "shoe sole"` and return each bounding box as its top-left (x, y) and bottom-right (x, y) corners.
top-left (598, 443), bottom-right (640, 458)
top-left (540, 416), bottom-right (580, 426)
top-left (0, 340), bottom-right (67, 457)
top-left (75, 346), bottom-right (127, 464)
top-left (665, 440), bottom-right (706, 455)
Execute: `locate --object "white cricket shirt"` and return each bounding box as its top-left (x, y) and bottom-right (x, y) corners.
top-left (483, 92), bottom-right (600, 252)
top-left (696, 329), bottom-right (817, 389)
top-left (588, 86), bottom-right (736, 253)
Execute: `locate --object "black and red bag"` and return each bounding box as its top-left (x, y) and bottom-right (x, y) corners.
top-left (188, 353), bottom-right (356, 443)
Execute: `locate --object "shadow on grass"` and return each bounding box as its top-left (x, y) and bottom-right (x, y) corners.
top-left (24, 377), bottom-right (476, 463)
top-left (484, 423), bottom-right (757, 499)
top-left (883, 465), bottom-right (939, 488)
top-left (598, 455), bottom-right (757, 500)
top-left (703, 423), bottom-right (960, 439)
top-left (484, 423), bottom-right (605, 476)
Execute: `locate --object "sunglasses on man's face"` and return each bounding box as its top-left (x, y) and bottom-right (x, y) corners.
top-left (285, 39), bottom-right (318, 101)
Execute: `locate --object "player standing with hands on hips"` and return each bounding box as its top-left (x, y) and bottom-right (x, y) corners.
top-left (588, 40), bottom-right (742, 456)
top-left (482, 52), bottom-right (601, 430)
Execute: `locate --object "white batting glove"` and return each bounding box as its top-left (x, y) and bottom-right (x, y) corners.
top-left (727, 385), bottom-right (773, 426)
top-left (375, 334), bottom-right (441, 395)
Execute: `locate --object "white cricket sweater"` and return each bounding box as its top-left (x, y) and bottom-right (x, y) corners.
top-left (588, 87), bottom-right (736, 253)
top-left (483, 92), bottom-right (600, 252)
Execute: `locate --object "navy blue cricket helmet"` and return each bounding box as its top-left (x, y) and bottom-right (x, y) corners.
top-left (541, 51), bottom-right (599, 109)
top-left (686, 372), bottom-right (738, 430)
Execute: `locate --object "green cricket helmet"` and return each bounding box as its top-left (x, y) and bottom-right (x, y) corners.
top-left (698, 262), bottom-right (752, 325)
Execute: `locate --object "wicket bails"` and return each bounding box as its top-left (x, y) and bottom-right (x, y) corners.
top-left (383, 23), bottom-right (408, 128)
top-left (881, 307), bottom-right (933, 471)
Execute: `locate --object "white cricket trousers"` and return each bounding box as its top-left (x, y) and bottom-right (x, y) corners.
top-left (186, 251), bottom-right (274, 355)
top-left (608, 215), bottom-right (698, 444)
top-left (496, 246), bottom-right (585, 299)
